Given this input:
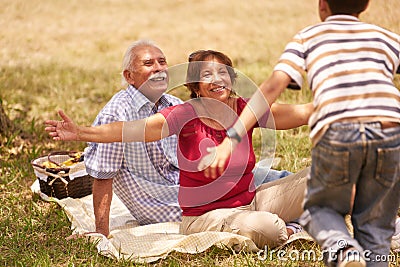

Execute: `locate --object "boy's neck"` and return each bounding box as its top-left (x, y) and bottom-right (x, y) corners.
top-left (325, 14), bottom-right (360, 21)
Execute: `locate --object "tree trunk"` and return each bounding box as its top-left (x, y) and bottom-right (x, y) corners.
top-left (0, 100), bottom-right (14, 137)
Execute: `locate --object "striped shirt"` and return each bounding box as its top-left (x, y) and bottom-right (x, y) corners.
top-left (84, 85), bottom-right (183, 224)
top-left (275, 15), bottom-right (400, 145)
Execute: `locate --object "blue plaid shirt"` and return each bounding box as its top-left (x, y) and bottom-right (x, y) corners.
top-left (84, 85), bottom-right (183, 224)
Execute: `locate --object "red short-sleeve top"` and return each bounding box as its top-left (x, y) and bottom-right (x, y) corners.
top-left (160, 97), bottom-right (264, 216)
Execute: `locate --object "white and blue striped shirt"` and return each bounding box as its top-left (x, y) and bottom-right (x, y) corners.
top-left (275, 15), bottom-right (400, 145)
top-left (84, 85), bottom-right (183, 224)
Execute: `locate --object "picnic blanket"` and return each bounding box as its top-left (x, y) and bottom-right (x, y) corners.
top-left (30, 179), bottom-right (314, 263)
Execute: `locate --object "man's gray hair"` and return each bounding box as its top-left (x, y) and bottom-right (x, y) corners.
top-left (121, 39), bottom-right (161, 86)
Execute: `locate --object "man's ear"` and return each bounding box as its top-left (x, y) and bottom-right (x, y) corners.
top-left (123, 69), bottom-right (134, 85)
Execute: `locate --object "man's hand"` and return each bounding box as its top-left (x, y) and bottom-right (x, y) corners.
top-left (44, 110), bottom-right (80, 141)
top-left (198, 138), bottom-right (237, 179)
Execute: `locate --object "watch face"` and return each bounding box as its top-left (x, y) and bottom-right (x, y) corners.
top-left (227, 128), bottom-right (241, 143)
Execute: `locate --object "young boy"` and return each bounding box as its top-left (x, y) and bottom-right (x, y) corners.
top-left (204, 0), bottom-right (400, 266)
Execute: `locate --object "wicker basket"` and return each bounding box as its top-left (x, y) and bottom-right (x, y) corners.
top-left (31, 151), bottom-right (93, 199)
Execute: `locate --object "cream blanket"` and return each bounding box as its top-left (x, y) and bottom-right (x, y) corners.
top-left (31, 180), bottom-right (313, 263)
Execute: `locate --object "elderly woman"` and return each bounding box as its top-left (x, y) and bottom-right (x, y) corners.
top-left (45, 50), bottom-right (312, 249)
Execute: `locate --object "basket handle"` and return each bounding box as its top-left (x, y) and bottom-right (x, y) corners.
top-left (48, 174), bottom-right (69, 186)
top-left (32, 163), bottom-right (70, 181)
top-left (31, 151), bottom-right (83, 172)
top-left (31, 162), bottom-right (45, 169)
top-left (48, 151), bottom-right (78, 167)
top-left (31, 162), bottom-right (65, 172)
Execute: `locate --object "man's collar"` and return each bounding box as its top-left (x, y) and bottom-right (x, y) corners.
top-left (127, 84), bottom-right (171, 112)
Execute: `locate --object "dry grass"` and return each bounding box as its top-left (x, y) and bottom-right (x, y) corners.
top-left (2, 1), bottom-right (399, 71)
top-left (1, 0), bottom-right (399, 266)
top-left (1, 1), bottom-right (317, 69)
top-left (1, 0), bottom-right (399, 116)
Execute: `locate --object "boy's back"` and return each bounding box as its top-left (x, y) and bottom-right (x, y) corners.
top-left (275, 14), bottom-right (400, 145)
top-left (273, 2), bottom-right (400, 265)
top-left (207, 1), bottom-right (400, 266)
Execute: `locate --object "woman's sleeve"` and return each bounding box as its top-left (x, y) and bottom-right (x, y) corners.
top-left (159, 105), bottom-right (183, 135)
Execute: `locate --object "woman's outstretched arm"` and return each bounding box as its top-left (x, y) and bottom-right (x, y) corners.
top-left (45, 110), bottom-right (168, 143)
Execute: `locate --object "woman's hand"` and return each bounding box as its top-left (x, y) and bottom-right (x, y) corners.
top-left (198, 137), bottom-right (237, 179)
top-left (45, 110), bottom-right (80, 141)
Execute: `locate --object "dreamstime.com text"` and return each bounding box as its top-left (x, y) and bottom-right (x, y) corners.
top-left (257, 239), bottom-right (399, 264)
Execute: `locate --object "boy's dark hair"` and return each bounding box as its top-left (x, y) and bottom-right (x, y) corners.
top-left (326, 0), bottom-right (369, 15)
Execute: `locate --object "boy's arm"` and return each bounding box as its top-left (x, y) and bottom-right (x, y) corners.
top-left (199, 70), bottom-right (292, 179)
top-left (271, 102), bottom-right (313, 130)
top-left (233, 71), bottom-right (293, 138)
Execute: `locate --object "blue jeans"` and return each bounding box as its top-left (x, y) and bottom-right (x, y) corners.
top-left (253, 166), bottom-right (292, 187)
top-left (300, 122), bottom-right (400, 267)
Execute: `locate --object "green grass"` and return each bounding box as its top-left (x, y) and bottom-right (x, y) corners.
top-left (0, 60), bottom-right (314, 267)
top-left (2, 61), bottom-right (399, 267)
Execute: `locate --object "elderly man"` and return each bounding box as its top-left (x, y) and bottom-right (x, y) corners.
top-left (85, 40), bottom-right (183, 237)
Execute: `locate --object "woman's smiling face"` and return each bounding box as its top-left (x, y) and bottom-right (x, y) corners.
top-left (197, 58), bottom-right (233, 103)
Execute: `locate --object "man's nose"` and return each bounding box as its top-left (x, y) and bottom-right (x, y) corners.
top-left (154, 61), bottom-right (167, 72)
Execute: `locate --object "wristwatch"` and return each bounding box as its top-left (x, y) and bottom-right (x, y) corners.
top-left (226, 128), bottom-right (242, 143)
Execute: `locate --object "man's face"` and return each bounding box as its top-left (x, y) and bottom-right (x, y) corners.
top-left (126, 45), bottom-right (169, 101)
